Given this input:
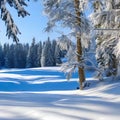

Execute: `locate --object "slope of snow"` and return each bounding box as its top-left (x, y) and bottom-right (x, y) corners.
top-left (0, 67), bottom-right (120, 120)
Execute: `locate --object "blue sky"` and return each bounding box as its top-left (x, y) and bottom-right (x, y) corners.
top-left (0, 1), bottom-right (60, 45)
top-left (0, 1), bottom-right (91, 45)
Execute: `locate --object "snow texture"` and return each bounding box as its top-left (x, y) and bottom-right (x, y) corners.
top-left (0, 67), bottom-right (120, 120)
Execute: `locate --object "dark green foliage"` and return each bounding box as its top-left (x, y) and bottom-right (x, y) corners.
top-left (26, 38), bottom-right (40, 68)
top-left (41, 37), bottom-right (55, 67)
top-left (0, 44), bottom-right (4, 68)
top-left (5, 44), bottom-right (15, 68)
top-left (0, 38), bottom-right (69, 68)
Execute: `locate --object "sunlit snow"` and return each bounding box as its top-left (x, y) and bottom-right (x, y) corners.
top-left (0, 67), bottom-right (120, 120)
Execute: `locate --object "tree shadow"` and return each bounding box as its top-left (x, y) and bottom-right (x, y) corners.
top-left (0, 68), bottom-right (80, 92)
top-left (0, 76), bottom-right (79, 91)
top-left (0, 92), bottom-right (120, 120)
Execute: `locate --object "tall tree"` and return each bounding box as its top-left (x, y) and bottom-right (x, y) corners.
top-left (55, 44), bottom-right (62, 65)
top-left (14, 43), bottom-right (27, 68)
top-left (74, 0), bottom-right (85, 89)
top-left (51, 40), bottom-right (57, 66)
top-left (43, 0), bottom-right (91, 89)
top-left (90, 0), bottom-right (120, 78)
top-left (37, 41), bottom-right (42, 67)
top-left (5, 44), bottom-right (14, 68)
top-left (26, 38), bottom-right (39, 68)
top-left (0, 44), bottom-right (4, 68)
top-left (3, 43), bottom-right (9, 67)
top-left (41, 37), bottom-right (55, 67)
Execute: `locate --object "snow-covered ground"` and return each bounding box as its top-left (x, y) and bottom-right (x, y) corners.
top-left (0, 67), bottom-right (120, 120)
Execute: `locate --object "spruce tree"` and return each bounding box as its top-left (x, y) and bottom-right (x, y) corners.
top-left (41, 37), bottom-right (55, 67)
top-left (0, 44), bottom-right (4, 68)
top-left (5, 44), bottom-right (14, 68)
top-left (55, 44), bottom-right (62, 65)
top-left (51, 40), bottom-right (57, 66)
top-left (37, 41), bottom-right (42, 67)
top-left (14, 43), bottom-right (27, 68)
top-left (26, 38), bottom-right (39, 68)
top-left (91, 0), bottom-right (120, 77)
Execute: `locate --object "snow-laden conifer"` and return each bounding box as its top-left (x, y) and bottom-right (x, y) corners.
top-left (43, 0), bottom-right (92, 89)
top-left (41, 37), bottom-right (55, 67)
top-left (0, 0), bottom-right (30, 42)
top-left (0, 44), bottom-right (4, 68)
top-left (37, 41), bottom-right (42, 67)
top-left (90, 0), bottom-right (120, 78)
top-left (14, 43), bottom-right (27, 68)
top-left (43, 0), bottom-right (91, 49)
top-left (5, 44), bottom-right (15, 68)
top-left (26, 38), bottom-right (39, 68)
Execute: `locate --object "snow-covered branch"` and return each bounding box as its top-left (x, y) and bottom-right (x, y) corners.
top-left (44, 0), bottom-right (93, 49)
top-left (0, 0), bottom-right (30, 43)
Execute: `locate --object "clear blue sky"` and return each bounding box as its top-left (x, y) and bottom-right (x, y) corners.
top-left (0, 1), bottom-right (60, 45)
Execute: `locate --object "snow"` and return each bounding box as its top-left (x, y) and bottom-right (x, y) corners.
top-left (0, 67), bottom-right (120, 120)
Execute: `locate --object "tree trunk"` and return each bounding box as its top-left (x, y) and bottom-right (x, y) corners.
top-left (74, 0), bottom-right (85, 90)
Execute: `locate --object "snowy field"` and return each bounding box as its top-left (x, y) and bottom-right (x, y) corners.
top-left (0, 67), bottom-right (120, 120)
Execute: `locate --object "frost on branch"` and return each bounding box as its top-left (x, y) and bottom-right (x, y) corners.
top-left (61, 43), bottom-right (101, 80)
top-left (95, 32), bottom-right (118, 77)
top-left (60, 45), bottom-right (78, 80)
top-left (114, 37), bottom-right (120, 59)
top-left (43, 0), bottom-right (92, 49)
top-left (90, 0), bottom-right (120, 77)
top-left (0, 0), bottom-right (30, 43)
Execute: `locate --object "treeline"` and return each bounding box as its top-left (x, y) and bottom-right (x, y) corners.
top-left (0, 37), bottom-right (67, 68)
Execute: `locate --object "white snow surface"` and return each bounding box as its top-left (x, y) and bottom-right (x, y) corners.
top-left (0, 67), bottom-right (120, 120)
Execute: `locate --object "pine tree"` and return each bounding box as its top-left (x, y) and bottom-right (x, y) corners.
top-left (55, 44), bottom-right (62, 65)
top-left (0, 44), bottom-right (4, 68)
top-left (26, 38), bottom-right (39, 68)
top-left (5, 44), bottom-right (15, 68)
top-left (37, 41), bottom-right (42, 67)
top-left (43, 0), bottom-right (91, 89)
top-left (3, 43), bottom-right (9, 67)
top-left (41, 37), bottom-right (55, 67)
top-left (51, 40), bottom-right (57, 66)
top-left (74, 0), bottom-right (85, 89)
top-left (14, 43), bottom-right (27, 68)
top-left (90, 0), bottom-right (120, 77)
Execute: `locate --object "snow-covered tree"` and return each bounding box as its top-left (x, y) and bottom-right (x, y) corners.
top-left (0, 44), bottom-right (4, 68)
top-left (51, 40), bottom-right (57, 66)
top-left (56, 35), bottom-right (73, 58)
top-left (55, 44), bottom-right (62, 65)
top-left (3, 43), bottom-right (9, 67)
top-left (14, 43), bottom-right (27, 68)
top-left (90, 0), bottom-right (120, 78)
top-left (5, 44), bottom-right (14, 68)
top-left (0, 0), bottom-right (30, 42)
top-left (43, 0), bottom-right (91, 89)
top-left (41, 37), bottom-right (55, 67)
top-left (37, 41), bottom-right (42, 67)
top-left (26, 38), bottom-right (39, 68)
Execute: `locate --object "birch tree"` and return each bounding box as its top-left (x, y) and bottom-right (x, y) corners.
top-left (43, 0), bottom-right (91, 89)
